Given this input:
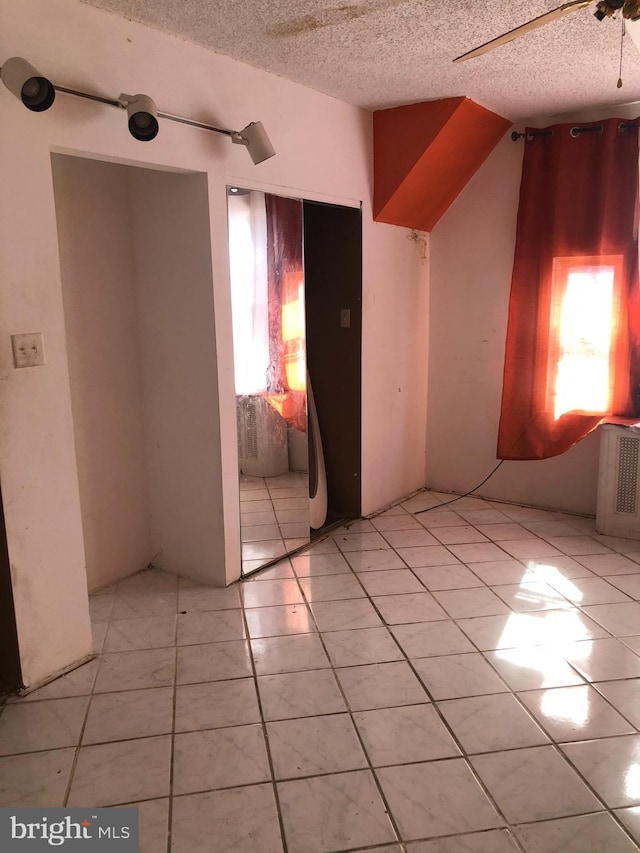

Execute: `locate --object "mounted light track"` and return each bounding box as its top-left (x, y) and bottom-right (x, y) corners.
top-left (0, 56), bottom-right (276, 163)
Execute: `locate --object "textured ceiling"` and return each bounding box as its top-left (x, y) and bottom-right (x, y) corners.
top-left (81, 0), bottom-right (640, 120)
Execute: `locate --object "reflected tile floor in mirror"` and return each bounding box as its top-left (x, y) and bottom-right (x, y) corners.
top-left (2, 491), bottom-right (640, 851)
top-left (240, 472), bottom-right (310, 574)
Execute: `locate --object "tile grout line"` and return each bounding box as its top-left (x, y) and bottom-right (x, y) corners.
top-left (289, 524), bottom-right (640, 727)
top-left (336, 503), bottom-right (640, 850)
top-left (240, 473), bottom-right (313, 571)
top-left (523, 741), bottom-right (640, 850)
top-left (284, 564), bottom-right (406, 851)
top-left (5, 494), bottom-right (640, 849)
top-left (556, 745), bottom-right (640, 850)
top-left (417, 580), bottom-right (637, 847)
top-left (238, 584), bottom-right (291, 853)
top-left (365, 510), bottom-right (640, 676)
top-left (300, 547), bottom-right (531, 849)
top-left (319, 541), bottom-right (527, 852)
top-left (149, 502), bottom-right (632, 848)
top-left (327, 517), bottom-right (640, 839)
top-left (415, 534), bottom-right (640, 738)
top-left (331, 511), bottom-right (638, 711)
top-left (61, 587), bottom-right (113, 808)
top-left (370, 528), bottom-right (638, 837)
top-left (165, 577), bottom-right (181, 853)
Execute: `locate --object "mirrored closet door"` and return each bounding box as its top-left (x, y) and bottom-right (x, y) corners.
top-left (227, 188), bottom-right (312, 575)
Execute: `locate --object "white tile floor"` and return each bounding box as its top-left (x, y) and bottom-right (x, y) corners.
top-left (240, 472), bottom-right (310, 574)
top-left (2, 490), bottom-right (640, 852)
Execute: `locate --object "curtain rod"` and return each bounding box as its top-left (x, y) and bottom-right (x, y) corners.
top-left (511, 121), bottom-right (638, 142)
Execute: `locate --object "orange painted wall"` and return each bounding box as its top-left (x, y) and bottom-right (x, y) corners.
top-left (373, 97), bottom-right (512, 232)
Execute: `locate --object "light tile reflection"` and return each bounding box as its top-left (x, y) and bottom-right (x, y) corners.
top-left (495, 611), bottom-right (601, 650)
top-left (540, 574), bottom-right (584, 603)
top-left (525, 557), bottom-right (591, 582)
top-left (495, 580), bottom-right (573, 612)
top-left (526, 563), bottom-right (585, 600)
top-left (492, 646), bottom-right (583, 690)
top-left (625, 764), bottom-right (640, 801)
top-left (561, 638), bottom-right (640, 682)
top-left (540, 687), bottom-right (589, 727)
top-left (32, 490), bottom-right (640, 850)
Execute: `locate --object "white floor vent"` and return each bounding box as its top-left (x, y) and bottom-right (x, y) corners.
top-left (596, 425), bottom-right (640, 540)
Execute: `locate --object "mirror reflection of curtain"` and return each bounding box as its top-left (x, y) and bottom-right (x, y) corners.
top-left (265, 194), bottom-right (307, 431)
top-left (229, 188), bottom-right (312, 576)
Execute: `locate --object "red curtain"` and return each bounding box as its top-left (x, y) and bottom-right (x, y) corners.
top-left (497, 118), bottom-right (640, 460)
top-left (264, 193), bottom-right (307, 433)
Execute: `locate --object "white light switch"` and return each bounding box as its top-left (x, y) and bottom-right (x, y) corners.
top-left (11, 333), bottom-right (45, 368)
top-left (340, 309), bottom-right (351, 328)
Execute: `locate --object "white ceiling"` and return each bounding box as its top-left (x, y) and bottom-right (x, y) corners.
top-left (82, 0), bottom-right (640, 120)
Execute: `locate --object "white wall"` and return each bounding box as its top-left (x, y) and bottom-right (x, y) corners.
top-left (52, 155), bottom-right (153, 591)
top-left (0, 0), bottom-right (428, 685)
top-left (0, 128), bottom-right (93, 688)
top-left (131, 169), bottom-right (223, 585)
top-left (428, 104), bottom-right (640, 516)
top-left (361, 226), bottom-right (429, 514)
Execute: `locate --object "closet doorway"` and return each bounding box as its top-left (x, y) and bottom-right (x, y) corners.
top-left (52, 154), bottom-right (224, 593)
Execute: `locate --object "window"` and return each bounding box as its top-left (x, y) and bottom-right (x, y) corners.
top-left (228, 191), bottom-right (270, 395)
top-left (547, 256), bottom-right (623, 421)
top-left (281, 271), bottom-right (306, 392)
top-left (497, 117), bottom-right (639, 460)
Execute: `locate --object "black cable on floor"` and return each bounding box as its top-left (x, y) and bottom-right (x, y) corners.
top-left (415, 460), bottom-right (505, 515)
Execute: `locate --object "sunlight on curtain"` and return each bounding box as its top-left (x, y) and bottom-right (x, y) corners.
top-left (497, 117), bottom-right (640, 460)
top-left (228, 192), bottom-right (269, 395)
top-left (282, 272), bottom-right (306, 392)
top-left (551, 263), bottom-right (616, 420)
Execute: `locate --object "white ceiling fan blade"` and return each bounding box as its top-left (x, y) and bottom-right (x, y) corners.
top-left (453, 0), bottom-right (593, 63)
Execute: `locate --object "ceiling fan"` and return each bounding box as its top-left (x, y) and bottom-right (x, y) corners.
top-left (453, 0), bottom-right (640, 63)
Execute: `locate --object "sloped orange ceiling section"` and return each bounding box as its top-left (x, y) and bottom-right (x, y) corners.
top-left (373, 97), bottom-right (512, 232)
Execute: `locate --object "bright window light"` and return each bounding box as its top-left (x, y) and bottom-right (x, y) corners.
top-left (282, 274), bottom-right (306, 392)
top-left (228, 193), bottom-right (269, 395)
top-left (550, 260), bottom-right (620, 420)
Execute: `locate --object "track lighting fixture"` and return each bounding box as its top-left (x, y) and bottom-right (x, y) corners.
top-left (0, 57), bottom-right (55, 112)
top-left (154, 111), bottom-right (276, 163)
top-left (119, 93), bottom-right (159, 142)
top-left (0, 55), bottom-right (276, 162)
top-left (230, 122), bottom-right (276, 165)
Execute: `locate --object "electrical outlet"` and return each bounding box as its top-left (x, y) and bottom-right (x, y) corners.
top-left (11, 333), bottom-right (45, 368)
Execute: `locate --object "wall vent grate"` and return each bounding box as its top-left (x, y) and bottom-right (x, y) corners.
top-left (237, 399), bottom-right (259, 460)
top-left (616, 435), bottom-right (639, 514)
